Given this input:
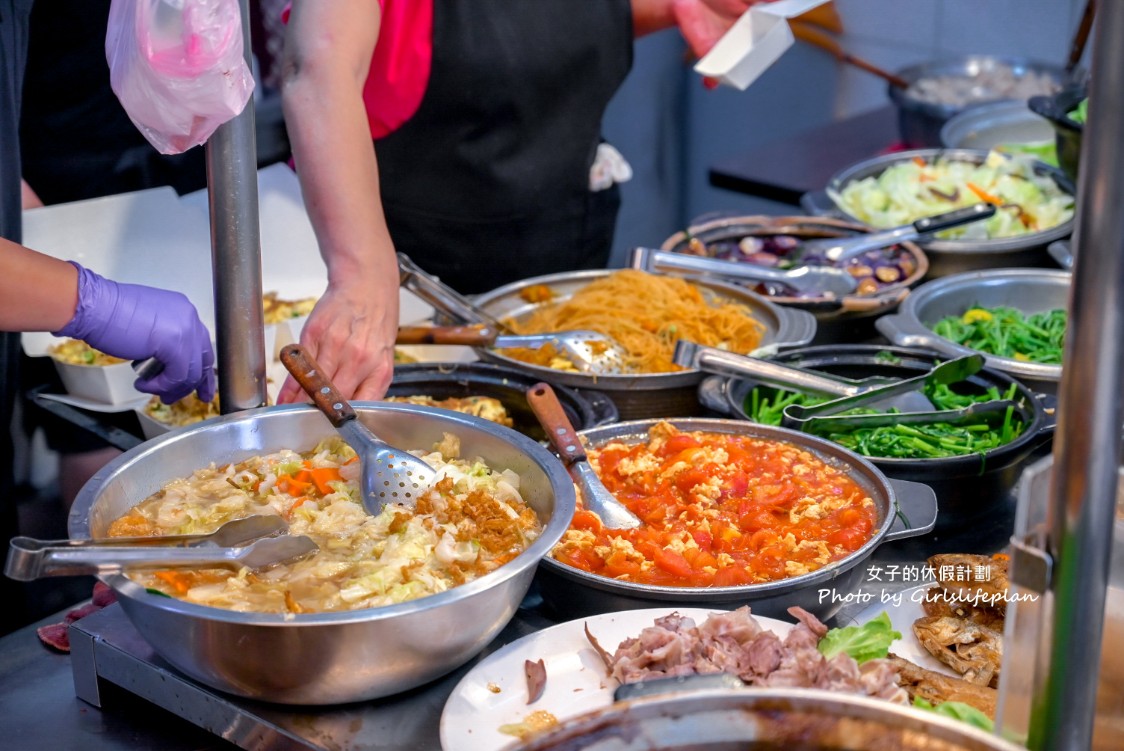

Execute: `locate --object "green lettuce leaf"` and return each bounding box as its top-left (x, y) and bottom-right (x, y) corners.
top-left (817, 611), bottom-right (902, 663)
top-left (913, 697), bottom-right (995, 732)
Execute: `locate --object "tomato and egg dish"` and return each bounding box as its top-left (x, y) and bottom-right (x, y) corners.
top-left (552, 422), bottom-right (878, 587)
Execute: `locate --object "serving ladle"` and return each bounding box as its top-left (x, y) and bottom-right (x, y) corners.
top-left (526, 382), bottom-right (640, 530)
top-left (280, 344), bottom-right (437, 515)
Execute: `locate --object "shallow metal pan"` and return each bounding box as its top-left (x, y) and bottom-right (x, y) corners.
top-left (535, 417), bottom-right (936, 622)
top-left (471, 270), bottom-right (817, 419)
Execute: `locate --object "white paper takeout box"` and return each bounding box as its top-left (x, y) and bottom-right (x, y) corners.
top-left (52, 358), bottom-right (144, 405)
top-left (694, 0), bottom-right (830, 90)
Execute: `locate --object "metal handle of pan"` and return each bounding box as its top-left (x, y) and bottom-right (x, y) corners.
top-left (882, 478), bottom-right (938, 542)
top-left (770, 306), bottom-right (819, 348)
top-left (397, 252), bottom-right (508, 330)
top-left (395, 325), bottom-right (499, 346)
top-left (697, 375), bottom-right (737, 415)
top-left (799, 190), bottom-right (842, 218)
top-left (874, 313), bottom-right (945, 350)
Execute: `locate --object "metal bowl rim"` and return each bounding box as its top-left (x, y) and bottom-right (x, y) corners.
top-left (539, 417), bottom-right (899, 597)
top-left (939, 99), bottom-right (1057, 149)
top-left (68, 402), bottom-right (577, 627)
top-left (658, 214), bottom-right (930, 306)
top-left (895, 268), bottom-right (1070, 379)
top-left (826, 147), bottom-right (1075, 252)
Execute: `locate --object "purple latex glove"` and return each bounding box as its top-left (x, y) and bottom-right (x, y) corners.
top-left (54, 262), bottom-right (216, 404)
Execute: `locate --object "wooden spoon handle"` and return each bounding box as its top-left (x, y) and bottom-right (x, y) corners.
top-left (395, 325), bottom-right (498, 346)
top-left (526, 382), bottom-right (586, 466)
top-left (279, 344), bottom-right (356, 427)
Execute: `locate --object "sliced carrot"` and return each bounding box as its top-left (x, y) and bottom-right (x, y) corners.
top-left (153, 570), bottom-right (192, 596)
top-left (308, 467), bottom-right (343, 495)
top-left (912, 156), bottom-right (927, 168)
top-left (966, 182), bottom-right (1002, 205)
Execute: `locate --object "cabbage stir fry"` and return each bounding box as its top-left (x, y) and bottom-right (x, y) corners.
top-left (830, 151), bottom-right (1074, 240)
top-left (107, 435), bottom-right (542, 614)
top-left (746, 381), bottom-right (1026, 459)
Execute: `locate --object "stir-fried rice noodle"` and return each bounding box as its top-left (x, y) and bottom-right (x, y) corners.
top-left (107, 435), bottom-right (542, 614)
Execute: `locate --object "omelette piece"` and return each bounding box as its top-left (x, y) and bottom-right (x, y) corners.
top-left (385, 395), bottom-right (514, 427)
top-left (913, 616), bottom-right (1003, 688)
top-left (888, 654), bottom-right (998, 719)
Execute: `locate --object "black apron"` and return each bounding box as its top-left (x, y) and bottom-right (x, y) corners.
top-left (374, 0), bottom-right (633, 294)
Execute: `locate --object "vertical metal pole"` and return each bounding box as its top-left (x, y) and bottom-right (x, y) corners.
top-left (205, 0), bottom-right (268, 413)
top-left (1032, 4), bottom-right (1124, 748)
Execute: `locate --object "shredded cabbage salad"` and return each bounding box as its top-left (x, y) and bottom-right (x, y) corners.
top-left (829, 150), bottom-right (1074, 240)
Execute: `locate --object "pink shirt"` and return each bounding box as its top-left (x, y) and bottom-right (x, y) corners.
top-left (363, 0), bottom-right (432, 139)
top-left (283, 0), bottom-right (432, 139)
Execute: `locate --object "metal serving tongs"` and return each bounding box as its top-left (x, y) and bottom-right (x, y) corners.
top-left (780, 354), bottom-right (994, 431)
top-left (526, 382), bottom-right (640, 529)
top-left (4, 516), bottom-right (318, 580)
top-left (673, 340), bottom-right (938, 412)
top-left (794, 203), bottom-right (996, 262)
top-left (396, 324), bottom-right (626, 374)
top-left (629, 246), bottom-right (859, 297)
top-left (396, 252), bottom-right (628, 374)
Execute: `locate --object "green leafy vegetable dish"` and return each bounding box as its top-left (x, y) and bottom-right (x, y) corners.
top-left (830, 150), bottom-right (1074, 240)
top-left (819, 612), bottom-right (902, 664)
top-left (746, 380), bottom-right (1026, 460)
top-left (932, 306), bottom-right (1066, 364)
top-left (1068, 98), bottom-right (1088, 125)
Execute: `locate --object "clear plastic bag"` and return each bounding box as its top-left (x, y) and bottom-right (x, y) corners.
top-left (106, 0), bottom-right (255, 154)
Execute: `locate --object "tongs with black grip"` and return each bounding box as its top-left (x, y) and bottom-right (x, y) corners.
top-left (4, 516), bottom-right (318, 580)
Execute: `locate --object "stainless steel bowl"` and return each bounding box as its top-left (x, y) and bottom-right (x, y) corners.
top-left (513, 688), bottom-right (1023, 751)
top-left (535, 418), bottom-right (936, 621)
top-left (819, 148), bottom-right (1075, 277)
top-left (940, 100), bottom-right (1056, 152)
top-left (471, 270), bottom-right (817, 420)
top-left (67, 403), bottom-right (576, 705)
top-left (889, 55), bottom-right (1074, 147)
top-left (876, 268), bottom-right (1070, 393)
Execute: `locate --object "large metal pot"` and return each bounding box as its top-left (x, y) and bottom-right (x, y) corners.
top-left (535, 418), bottom-right (936, 622)
top-left (888, 54), bottom-right (1073, 148)
top-left (698, 345), bottom-right (1056, 525)
top-left (876, 268), bottom-right (1070, 394)
top-left (513, 688), bottom-right (1023, 751)
top-left (388, 361), bottom-right (618, 439)
top-left (658, 214), bottom-right (928, 344)
top-left (67, 403), bottom-right (576, 705)
top-left (471, 270), bottom-right (817, 420)
top-left (804, 148), bottom-right (1075, 277)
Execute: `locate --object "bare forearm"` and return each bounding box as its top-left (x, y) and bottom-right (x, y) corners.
top-left (0, 237), bottom-right (78, 331)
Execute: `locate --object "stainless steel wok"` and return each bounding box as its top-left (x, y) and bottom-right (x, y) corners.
top-left (67, 403), bottom-right (576, 705)
top-left (535, 418), bottom-right (937, 622)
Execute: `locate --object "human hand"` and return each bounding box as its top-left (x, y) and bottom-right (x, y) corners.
top-left (275, 278), bottom-right (397, 404)
top-left (54, 262), bottom-right (216, 403)
top-left (674, 0), bottom-right (768, 58)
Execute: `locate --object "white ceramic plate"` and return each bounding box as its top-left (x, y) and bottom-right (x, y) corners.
top-left (851, 582), bottom-right (956, 676)
top-left (439, 607), bottom-right (794, 751)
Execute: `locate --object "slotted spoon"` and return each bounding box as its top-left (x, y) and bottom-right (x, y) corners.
top-left (396, 324), bottom-right (626, 374)
top-left (526, 382), bottom-right (640, 530)
top-left (280, 344), bottom-right (437, 514)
